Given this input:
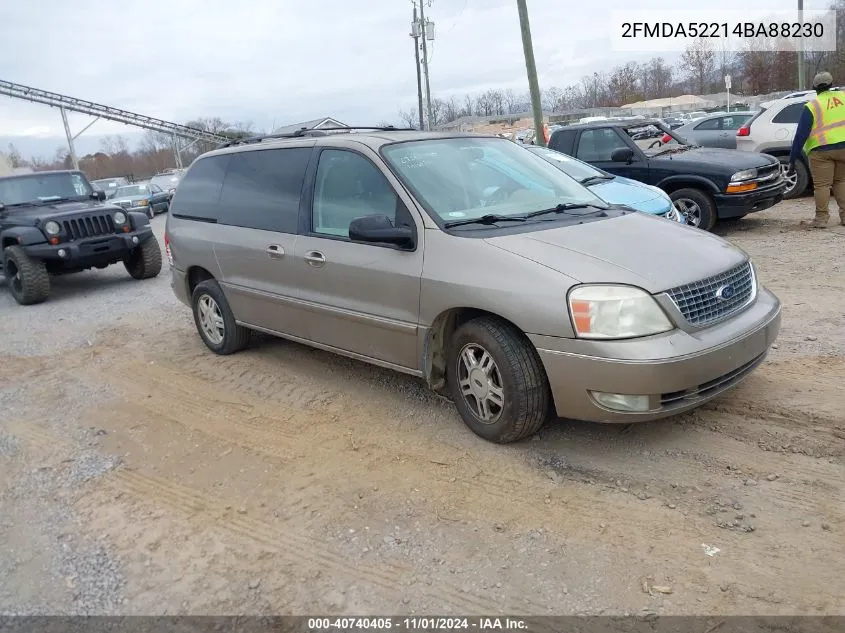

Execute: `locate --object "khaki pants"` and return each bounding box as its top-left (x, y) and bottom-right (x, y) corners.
top-left (808, 148), bottom-right (845, 224)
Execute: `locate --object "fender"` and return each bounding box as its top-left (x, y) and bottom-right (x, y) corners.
top-left (656, 174), bottom-right (721, 194)
top-left (1, 226), bottom-right (47, 248)
top-left (128, 211), bottom-right (151, 228)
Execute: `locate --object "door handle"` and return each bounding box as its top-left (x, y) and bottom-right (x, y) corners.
top-left (265, 244), bottom-right (285, 259)
top-left (304, 251), bottom-right (326, 267)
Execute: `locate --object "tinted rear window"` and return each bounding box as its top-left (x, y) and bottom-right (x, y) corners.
top-left (170, 155), bottom-right (230, 221)
top-left (218, 147), bottom-right (311, 233)
top-left (772, 102), bottom-right (806, 124)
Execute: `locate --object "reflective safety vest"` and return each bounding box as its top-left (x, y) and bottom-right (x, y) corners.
top-left (803, 90), bottom-right (845, 154)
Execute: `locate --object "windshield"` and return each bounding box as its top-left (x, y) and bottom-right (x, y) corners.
top-left (381, 137), bottom-right (607, 224)
top-left (525, 147), bottom-right (609, 181)
top-left (0, 172), bottom-right (93, 206)
top-left (624, 124), bottom-right (691, 156)
top-left (114, 185), bottom-right (149, 197)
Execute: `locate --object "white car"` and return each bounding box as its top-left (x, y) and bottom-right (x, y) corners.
top-left (735, 88), bottom-right (842, 199)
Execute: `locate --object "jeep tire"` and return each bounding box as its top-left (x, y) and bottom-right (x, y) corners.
top-left (124, 235), bottom-right (163, 280)
top-left (3, 245), bottom-right (50, 305)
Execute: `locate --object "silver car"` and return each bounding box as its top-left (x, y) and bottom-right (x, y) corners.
top-left (674, 112), bottom-right (755, 149)
top-left (165, 130), bottom-right (781, 444)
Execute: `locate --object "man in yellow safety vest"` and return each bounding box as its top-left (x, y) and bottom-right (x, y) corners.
top-left (789, 71), bottom-right (845, 228)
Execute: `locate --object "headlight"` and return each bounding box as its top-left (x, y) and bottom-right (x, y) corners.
top-left (113, 211), bottom-right (127, 225)
top-left (138, 198), bottom-right (149, 206)
top-left (43, 221), bottom-right (60, 236)
top-left (568, 285), bottom-right (673, 339)
top-left (731, 169), bottom-right (757, 182)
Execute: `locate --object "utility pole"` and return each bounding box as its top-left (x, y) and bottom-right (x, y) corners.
top-left (60, 106), bottom-right (79, 170)
top-left (517, 0), bottom-right (545, 147)
top-left (418, 0), bottom-right (434, 130)
top-left (411, 4), bottom-right (425, 130)
top-left (797, 0), bottom-right (805, 90)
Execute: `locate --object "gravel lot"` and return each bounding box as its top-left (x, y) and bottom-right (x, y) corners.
top-left (1, 199), bottom-right (844, 616)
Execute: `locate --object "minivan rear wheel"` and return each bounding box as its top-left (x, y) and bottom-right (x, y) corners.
top-left (191, 279), bottom-right (251, 355)
top-left (447, 316), bottom-right (550, 444)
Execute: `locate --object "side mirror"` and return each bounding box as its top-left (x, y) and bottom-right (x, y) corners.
top-left (611, 147), bottom-right (634, 163)
top-left (349, 214), bottom-right (414, 248)
top-left (92, 190), bottom-right (106, 201)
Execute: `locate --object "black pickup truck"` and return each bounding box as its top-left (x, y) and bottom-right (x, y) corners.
top-left (548, 118), bottom-right (786, 230)
top-left (1, 170), bottom-right (162, 305)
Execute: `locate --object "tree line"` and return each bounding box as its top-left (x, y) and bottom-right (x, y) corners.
top-left (399, 0), bottom-right (845, 128)
top-left (4, 117), bottom-right (255, 181)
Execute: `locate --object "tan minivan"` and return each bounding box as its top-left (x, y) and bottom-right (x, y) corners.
top-left (165, 128), bottom-right (781, 443)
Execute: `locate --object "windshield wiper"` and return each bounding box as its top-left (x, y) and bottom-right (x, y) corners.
top-left (443, 214), bottom-right (528, 228)
top-left (579, 175), bottom-right (614, 186)
top-left (521, 203), bottom-right (607, 220)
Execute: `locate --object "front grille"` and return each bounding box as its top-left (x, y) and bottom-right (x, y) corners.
top-left (756, 163), bottom-right (781, 185)
top-left (62, 214), bottom-right (116, 241)
top-left (665, 261), bottom-right (755, 326)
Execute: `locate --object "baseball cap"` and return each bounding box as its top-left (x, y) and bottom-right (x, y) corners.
top-left (813, 71), bottom-right (833, 88)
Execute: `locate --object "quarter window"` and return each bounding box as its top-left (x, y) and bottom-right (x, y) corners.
top-left (170, 154), bottom-right (230, 220)
top-left (312, 150), bottom-right (407, 237)
top-left (772, 103), bottom-right (806, 124)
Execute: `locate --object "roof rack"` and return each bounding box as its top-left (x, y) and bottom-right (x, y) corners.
top-left (217, 125), bottom-right (418, 148)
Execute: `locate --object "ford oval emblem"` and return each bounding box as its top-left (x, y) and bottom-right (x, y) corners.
top-left (715, 284), bottom-right (735, 301)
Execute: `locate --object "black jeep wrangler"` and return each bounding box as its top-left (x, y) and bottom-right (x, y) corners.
top-left (0, 169), bottom-right (162, 305)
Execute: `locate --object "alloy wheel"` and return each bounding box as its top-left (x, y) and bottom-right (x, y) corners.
top-left (197, 294), bottom-right (225, 345)
top-left (456, 343), bottom-right (505, 424)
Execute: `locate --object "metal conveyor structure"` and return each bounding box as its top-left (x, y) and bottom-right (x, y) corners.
top-left (0, 79), bottom-right (234, 169)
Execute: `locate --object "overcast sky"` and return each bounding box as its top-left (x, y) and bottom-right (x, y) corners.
top-left (0, 0), bottom-right (826, 158)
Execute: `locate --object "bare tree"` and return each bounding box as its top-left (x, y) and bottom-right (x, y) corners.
top-left (6, 143), bottom-right (23, 168)
top-left (462, 94), bottom-right (475, 117)
top-left (502, 89), bottom-right (519, 114)
top-left (541, 86), bottom-right (562, 112)
top-left (442, 96), bottom-right (461, 122)
top-left (398, 108), bottom-right (419, 129)
top-left (609, 62), bottom-right (641, 105)
top-left (679, 38), bottom-right (716, 94)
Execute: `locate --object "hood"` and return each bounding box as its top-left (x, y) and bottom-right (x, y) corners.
top-left (2, 199), bottom-right (122, 222)
top-left (589, 176), bottom-right (670, 212)
top-left (654, 146), bottom-right (779, 171)
top-left (483, 212), bottom-right (746, 293)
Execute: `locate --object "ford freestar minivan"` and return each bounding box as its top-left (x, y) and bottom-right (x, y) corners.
top-left (165, 128), bottom-right (781, 444)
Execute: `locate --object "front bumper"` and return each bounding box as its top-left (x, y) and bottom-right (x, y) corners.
top-left (23, 228), bottom-right (154, 267)
top-left (530, 286), bottom-right (781, 423)
top-left (713, 183), bottom-right (785, 218)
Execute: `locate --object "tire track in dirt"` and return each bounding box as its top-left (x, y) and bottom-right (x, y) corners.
top-left (87, 358), bottom-right (705, 540)
top-left (6, 416), bottom-right (531, 614)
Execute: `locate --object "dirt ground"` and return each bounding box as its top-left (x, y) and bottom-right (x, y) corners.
top-left (1, 198), bottom-right (843, 616)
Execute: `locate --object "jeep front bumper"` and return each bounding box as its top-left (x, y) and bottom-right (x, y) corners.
top-left (22, 227), bottom-right (154, 267)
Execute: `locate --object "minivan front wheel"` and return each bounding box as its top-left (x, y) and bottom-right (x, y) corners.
top-left (447, 316), bottom-right (549, 444)
top-left (191, 279), bottom-right (251, 355)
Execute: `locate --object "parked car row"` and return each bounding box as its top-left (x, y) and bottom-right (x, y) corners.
top-left (546, 117), bottom-right (786, 230)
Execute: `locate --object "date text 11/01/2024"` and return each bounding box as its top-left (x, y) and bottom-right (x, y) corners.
top-left (307, 617), bottom-right (528, 631)
top-left (620, 21), bottom-right (825, 38)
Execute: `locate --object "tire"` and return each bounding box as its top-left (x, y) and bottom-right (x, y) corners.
top-left (124, 235), bottom-right (163, 280)
top-left (670, 188), bottom-right (718, 231)
top-left (777, 156), bottom-right (809, 199)
top-left (2, 245), bottom-right (50, 305)
top-left (446, 316), bottom-right (550, 444)
top-left (191, 279), bottom-right (251, 355)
